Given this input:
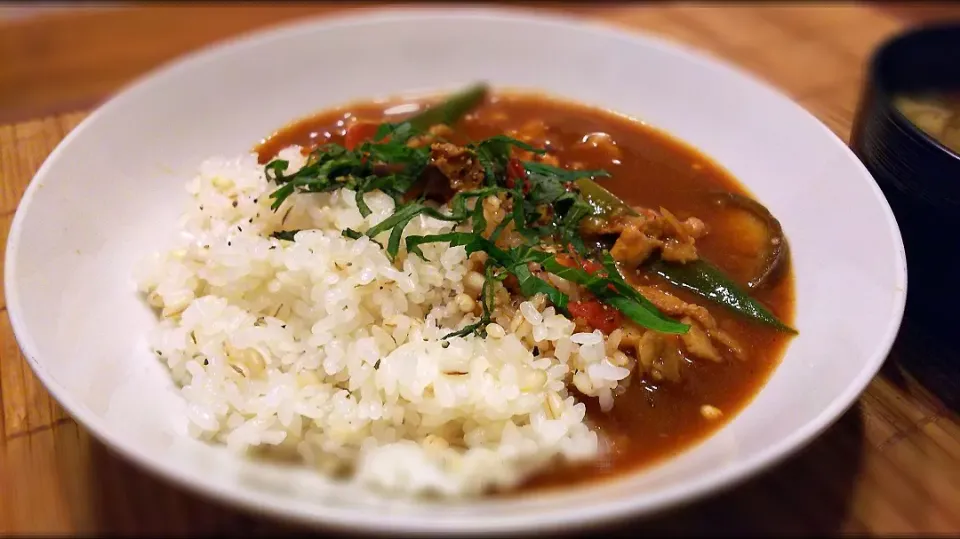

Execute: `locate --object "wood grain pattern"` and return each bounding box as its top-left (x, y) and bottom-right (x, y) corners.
top-left (1, 3), bottom-right (958, 536)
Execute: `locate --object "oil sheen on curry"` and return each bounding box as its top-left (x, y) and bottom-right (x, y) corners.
top-left (256, 86), bottom-right (795, 492)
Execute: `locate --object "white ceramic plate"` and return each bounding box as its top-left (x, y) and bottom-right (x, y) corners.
top-left (5, 8), bottom-right (906, 536)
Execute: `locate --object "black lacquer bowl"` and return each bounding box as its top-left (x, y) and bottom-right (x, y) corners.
top-left (851, 23), bottom-right (960, 324)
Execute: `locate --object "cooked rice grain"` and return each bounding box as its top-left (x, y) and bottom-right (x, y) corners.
top-left (135, 147), bottom-right (635, 497)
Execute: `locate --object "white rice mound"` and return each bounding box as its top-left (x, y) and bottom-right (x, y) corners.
top-left (135, 146), bottom-right (637, 497)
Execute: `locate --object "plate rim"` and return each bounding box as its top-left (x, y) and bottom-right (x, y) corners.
top-left (3, 6), bottom-right (908, 535)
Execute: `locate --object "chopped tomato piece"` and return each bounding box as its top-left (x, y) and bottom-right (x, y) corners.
top-left (344, 121), bottom-right (381, 150)
top-left (568, 300), bottom-right (623, 334)
top-left (581, 259), bottom-right (603, 275)
top-left (554, 253), bottom-right (603, 275)
top-left (555, 253), bottom-right (577, 268)
top-left (505, 158), bottom-right (530, 193)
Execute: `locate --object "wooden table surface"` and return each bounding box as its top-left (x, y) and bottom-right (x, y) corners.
top-left (1, 3), bottom-right (959, 536)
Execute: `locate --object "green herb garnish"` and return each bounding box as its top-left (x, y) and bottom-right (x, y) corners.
top-left (443, 261), bottom-right (505, 339)
top-left (270, 230), bottom-right (301, 241)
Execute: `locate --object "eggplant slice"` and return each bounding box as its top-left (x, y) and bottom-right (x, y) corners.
top-left (709, 191), bottom-right (789, 290)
